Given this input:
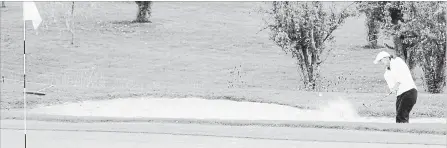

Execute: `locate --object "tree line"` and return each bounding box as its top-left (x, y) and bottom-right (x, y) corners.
top-left (119, 1), bottom-right (447, 94)
top-left (4, 1), bottom-right (444, 93)
top-left (262, 1), bottom-right (446, 93)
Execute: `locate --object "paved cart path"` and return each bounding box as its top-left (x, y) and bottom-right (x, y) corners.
top-left (1, 120), bottom-right (445, 148)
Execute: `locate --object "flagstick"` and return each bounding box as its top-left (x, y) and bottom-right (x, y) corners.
top-left (22, 2), bottom-right (40, 146)
top-left (23, 18), bottom-right (27, 147)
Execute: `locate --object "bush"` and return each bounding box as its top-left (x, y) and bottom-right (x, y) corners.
top-left (262, 2), bottom-right (356, 91)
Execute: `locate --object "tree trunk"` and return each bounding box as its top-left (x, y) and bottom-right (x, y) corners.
top-left (71, 2), bottom-right (75, 45)
top-left (1, 1), bottom-right (5, 8)
top-left (420, 41), bottom-right (446, 93)
top-left (135, 1), bottom-right (152, 23)
top-left (293, 26), bottom-right (321, 92)
top-left (365, 13), bottom-right (379, 48)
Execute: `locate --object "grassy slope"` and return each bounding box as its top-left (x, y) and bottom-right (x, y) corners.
top-left (1, 2), bottom-right (445, 118)
top-left (2, 113), bottom-right (446, 135)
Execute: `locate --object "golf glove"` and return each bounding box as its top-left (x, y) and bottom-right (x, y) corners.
top-left (391, 87), bottom-right (398, 95)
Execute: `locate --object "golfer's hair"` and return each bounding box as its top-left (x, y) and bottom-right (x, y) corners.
top-left (387, 55), bottom-right (396, 70)
top-left (389, 55), bottom-right (395, 59)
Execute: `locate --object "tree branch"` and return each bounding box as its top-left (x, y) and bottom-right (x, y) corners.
top-left (322, 2), bottom-right (355, 43)
top-left (257, 25), bottom-right (273, 34)
top-left (384, 43), bottom-right (395, 49)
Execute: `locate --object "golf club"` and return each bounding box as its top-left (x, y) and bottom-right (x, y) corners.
top-left (363, 92), bottom-right (393, 108)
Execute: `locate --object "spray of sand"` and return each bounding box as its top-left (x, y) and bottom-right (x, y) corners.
top-left (313, 97), bottom-right (361, 122)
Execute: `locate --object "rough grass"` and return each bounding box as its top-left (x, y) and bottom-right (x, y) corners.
top-left (1, 2), bottom-right (446, 119)
top-left (2, 111), bottom-right (446, 135)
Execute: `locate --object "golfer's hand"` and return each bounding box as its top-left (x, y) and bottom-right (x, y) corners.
top-left (388, 91), bottom-right (393, 96)
top-left (390, 88), bottom-right (397, 95)
top-left (391, 82), bottom-right (400, 95)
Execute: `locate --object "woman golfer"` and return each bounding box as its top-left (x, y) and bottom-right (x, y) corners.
top-left (373, 51), bottom-right (417, 123)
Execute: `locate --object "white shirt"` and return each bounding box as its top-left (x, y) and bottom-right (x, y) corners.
top-left (383, 57), bottom-right (417, 96)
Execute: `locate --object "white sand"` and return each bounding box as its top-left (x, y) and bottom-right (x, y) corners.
top-left (29, 97), bottom-right (446, 123)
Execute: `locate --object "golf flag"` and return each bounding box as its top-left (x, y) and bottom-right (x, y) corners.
top-left (23, 1), bottom-right (41, 30)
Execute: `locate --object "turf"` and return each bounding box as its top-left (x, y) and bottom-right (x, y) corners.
top-left (2, 111), bottom-right (446, 135)
top-left (1, 1), bottom-right (446, 120)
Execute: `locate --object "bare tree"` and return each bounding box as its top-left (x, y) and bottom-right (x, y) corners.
top-left (71, 2), bottom-right (74, 45)
top-left (64, 2), bottom-right (76, 46)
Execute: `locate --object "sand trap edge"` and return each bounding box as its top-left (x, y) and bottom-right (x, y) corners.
top-left (1, 110), bottom-right (445, 135)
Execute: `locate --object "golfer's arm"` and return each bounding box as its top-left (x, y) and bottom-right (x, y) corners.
top-left (392, 69), bottom-right (401, 92)
top-left (390, 61), bottom-right (403, 93)
top-left (393, 68), bottom-right (402, 93)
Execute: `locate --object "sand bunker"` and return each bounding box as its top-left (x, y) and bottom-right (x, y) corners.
top-left (29, 97), bottom-right (446, 123)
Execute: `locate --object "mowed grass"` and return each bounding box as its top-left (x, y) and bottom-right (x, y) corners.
top-left (1, 2), bottom-right (445, 118)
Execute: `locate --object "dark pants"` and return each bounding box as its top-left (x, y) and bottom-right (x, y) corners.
top-left (396, 88), bottom-right (417, 123)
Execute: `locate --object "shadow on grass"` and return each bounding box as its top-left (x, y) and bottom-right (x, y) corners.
top-left (360, 44), bottom-right (385, 50)
top-left (110, 20), bottom-right (152, 25)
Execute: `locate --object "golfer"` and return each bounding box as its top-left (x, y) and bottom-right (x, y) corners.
top-left (373, 51), bottom-right (417, 123)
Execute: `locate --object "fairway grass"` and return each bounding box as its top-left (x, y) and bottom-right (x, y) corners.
top-left (1, 2), bottom-right (445, 120)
